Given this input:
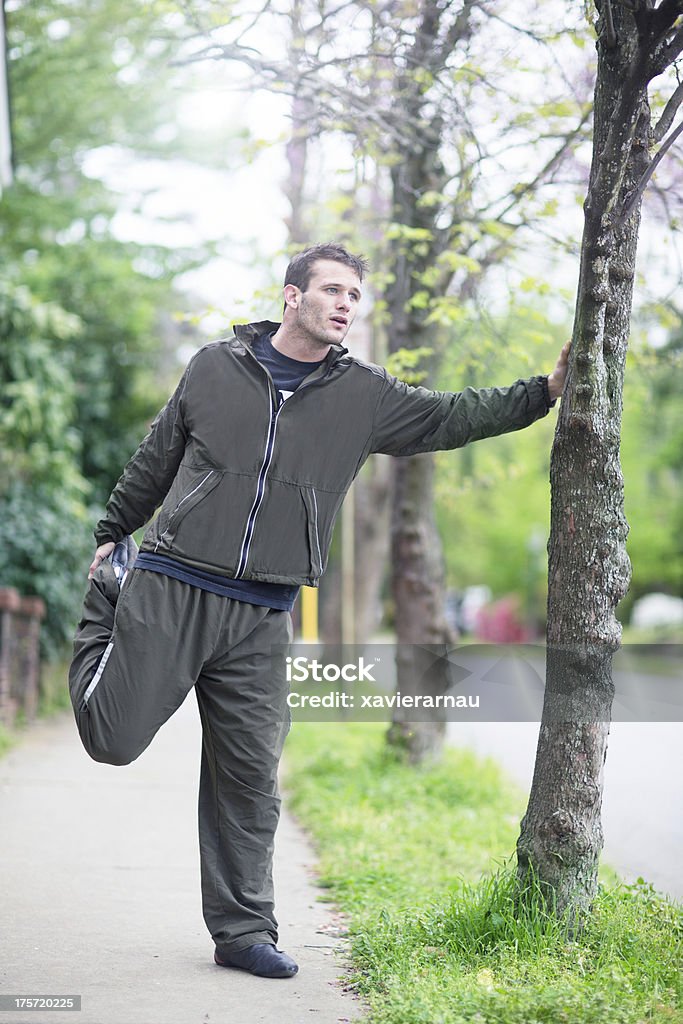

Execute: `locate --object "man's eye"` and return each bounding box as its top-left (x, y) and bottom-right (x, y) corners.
top-left (327, 287), bottom-right (338, 294)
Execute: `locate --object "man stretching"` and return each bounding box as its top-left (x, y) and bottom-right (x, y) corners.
top-left (69, 242), bottom-right (569, 979)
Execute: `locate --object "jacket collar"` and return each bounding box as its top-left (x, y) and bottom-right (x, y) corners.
top-left (233, 320), bottom-right (349, 367)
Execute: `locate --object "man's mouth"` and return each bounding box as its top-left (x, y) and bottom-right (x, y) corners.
top-left (330, 316), bottom-right (348, 327)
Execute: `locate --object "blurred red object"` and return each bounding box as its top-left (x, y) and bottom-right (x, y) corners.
top-left (474, 595), bottom-right (532, 643)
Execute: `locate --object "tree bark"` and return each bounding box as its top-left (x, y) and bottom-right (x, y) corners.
top-left (284, 88), bottom-right (310, 247)
top-left (354, 457), bottom-right (392, 641)
top-left (385, 126), bottom-right (457, 762)
top-left (319, 461), bottom-right (391, 646)
top-left (517, 2), bottom-right (653, 925)
top-left (387, 452), bottom-right (456, 762)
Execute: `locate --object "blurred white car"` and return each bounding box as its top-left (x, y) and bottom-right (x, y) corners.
top-left (630, 593), bottom-right (683, 629)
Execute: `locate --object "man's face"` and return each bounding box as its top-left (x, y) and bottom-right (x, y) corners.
top-left (291, 259), bottom-right (362, 348)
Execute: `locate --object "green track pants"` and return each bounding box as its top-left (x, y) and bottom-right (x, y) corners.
top-left (68, 565), bottom-right (292, 956)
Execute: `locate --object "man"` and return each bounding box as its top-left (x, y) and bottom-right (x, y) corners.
top-left (69, 242), bottom-right (569, 980)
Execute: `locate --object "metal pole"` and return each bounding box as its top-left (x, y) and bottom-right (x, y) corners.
top-left (300, 587), bottom-right (319, 643)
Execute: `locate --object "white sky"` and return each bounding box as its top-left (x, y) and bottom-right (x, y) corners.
top-left (80, 8), bottom-right (682, 351)
top-left (83, 85), bottom-right (292, 328)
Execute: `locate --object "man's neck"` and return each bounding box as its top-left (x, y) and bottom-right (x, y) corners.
top-left (270, 324), bottom-right (331, 363)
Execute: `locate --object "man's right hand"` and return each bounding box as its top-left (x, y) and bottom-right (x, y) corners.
top-left (547, 340), bottom-right (571, 402)
top-left (89, 542), bottom-right (115, 579)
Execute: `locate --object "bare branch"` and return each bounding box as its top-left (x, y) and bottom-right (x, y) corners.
top-left (616, 116), bottom-right (683, 227)
top-left (170, 41), bottom-right (269, 69)
top-left (603, 0), bottom-right (618, 50)
top-left (486, 11), bottom-right (558, 45)
top-left (434, 0), bottom-right (480, 69)
top-left (649, 0), bottom-right (683, 42)
top-left (493, 105), bottom-right (593, 221)
top-left (654, 78), bottom-right (683, 141)
top-left (232, 0), bottom-right (277, 46)
top-left (651, 23), bottom-right (683, 76)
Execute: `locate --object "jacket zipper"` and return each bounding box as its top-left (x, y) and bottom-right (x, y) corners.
top-left (154, 470), bottom-right (215, 552)
top-left (234, 396), bottom-right (283, 577)
top-left (80, 639), bottom-right (115, 710)
top-left (234, 349), bottom-right (335, 579)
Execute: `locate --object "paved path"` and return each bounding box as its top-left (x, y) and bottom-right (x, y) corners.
top-left (0, 698), bottom-right (365, 1024)
top-left (447, 721), bottom-right (683, 900)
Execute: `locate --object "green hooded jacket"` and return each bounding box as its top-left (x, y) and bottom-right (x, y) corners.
top-left (95, 320), bottom-right (553, 586)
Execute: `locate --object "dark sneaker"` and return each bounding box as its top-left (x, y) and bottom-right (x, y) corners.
top-left (214, 944), bottom-right (298, 979)
top-left (110, 536), bottom-right (138, 588)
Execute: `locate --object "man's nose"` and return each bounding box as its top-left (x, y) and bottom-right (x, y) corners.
top-left (337, 294), bottom-right (351, 311)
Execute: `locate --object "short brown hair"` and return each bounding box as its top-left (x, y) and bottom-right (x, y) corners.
top-left (284, 242), bottom-right (369, 293)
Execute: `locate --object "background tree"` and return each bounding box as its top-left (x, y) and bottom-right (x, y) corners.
top-left (2, 0), bottom-right (220, 498)
top-left (0, 281), bottom-right (91, 651)
top-left (177, 0), bottom-right (593, 760)
top-left (517, 0), bottom-right (683, 925)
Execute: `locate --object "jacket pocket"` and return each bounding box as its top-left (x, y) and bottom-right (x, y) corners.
top-left (154, 465), bottom-right (221, 551)
top-left (300, 486), bottom-right (323, 578)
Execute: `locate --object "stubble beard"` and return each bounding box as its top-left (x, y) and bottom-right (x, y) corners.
top-left (298, 295), bottom-right (346, 350)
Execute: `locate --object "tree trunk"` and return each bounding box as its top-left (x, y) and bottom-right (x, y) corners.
top-left (354, 457), bottom-right (392, 642)
top-left (517, 4), bottom-right (652, 925)
top-left (319, 462), bottom-right (391, 646)
top-left (381, 0), bottom-right (490, 762)
top-left (284, 89), bottom-right (310, 247)
top-left (283, 0), bottom-right (310, 247)
top-left (385, 129), bottom-right (457, 761)
top-left (387, 452), bottom-right (456, 763)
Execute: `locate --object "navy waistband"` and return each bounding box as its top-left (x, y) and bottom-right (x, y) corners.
top-left (133, 553), bottom-right (299, 611)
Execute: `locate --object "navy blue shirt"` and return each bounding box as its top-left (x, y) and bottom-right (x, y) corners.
top-left (132, 332), bottom-right (325, 610)
top-left (252, 330), bottom-right (325, 402)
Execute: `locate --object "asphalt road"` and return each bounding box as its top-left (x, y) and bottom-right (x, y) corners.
top-left (447, 719), bottom-right (683, 899)
top-left (442, 647), bottom-right (682, 899)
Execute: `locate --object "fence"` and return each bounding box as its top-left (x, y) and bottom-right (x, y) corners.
top-left (0, 587), bottom-right (45, 728)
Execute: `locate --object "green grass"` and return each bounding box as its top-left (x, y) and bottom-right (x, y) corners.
top-left (284, 723), bottom-right (683, 1024)
top-left (38, 656), bottom-right (72, 716)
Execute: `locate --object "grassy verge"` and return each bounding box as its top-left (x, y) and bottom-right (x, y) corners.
top-left (284, 722), bottom-right (682, 1024)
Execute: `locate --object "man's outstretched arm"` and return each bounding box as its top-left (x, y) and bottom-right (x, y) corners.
top-left (369, 340), bottom-right (571, 458)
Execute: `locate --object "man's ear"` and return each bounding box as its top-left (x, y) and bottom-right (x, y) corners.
top-left (283, 284), bottom-right (300, 310)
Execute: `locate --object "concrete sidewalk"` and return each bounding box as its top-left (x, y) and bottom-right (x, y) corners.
top-left (0, 698), bottom-right (365, 1024)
